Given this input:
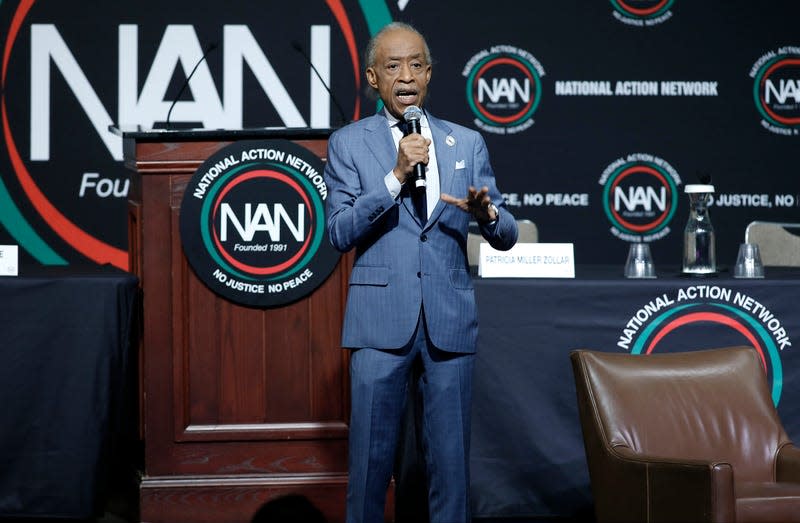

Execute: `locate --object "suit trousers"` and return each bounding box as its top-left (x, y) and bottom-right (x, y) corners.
top-left (345, 310), bottom-right (474, 523)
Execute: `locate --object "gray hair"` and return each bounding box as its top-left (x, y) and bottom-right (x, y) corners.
top-left (364, 22), bottom-right (432, 69)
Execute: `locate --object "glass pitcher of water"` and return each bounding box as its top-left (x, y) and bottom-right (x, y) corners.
top-left (682, 184), bottom-right (716, 274)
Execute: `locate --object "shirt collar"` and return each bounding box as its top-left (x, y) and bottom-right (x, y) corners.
top-left (384, 107), bottom-right (429, 129)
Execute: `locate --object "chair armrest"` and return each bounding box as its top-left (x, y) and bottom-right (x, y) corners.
top-left (605, 447), bottom-right (734, 523)
top-left (777, 443), bottom-right (800, 483)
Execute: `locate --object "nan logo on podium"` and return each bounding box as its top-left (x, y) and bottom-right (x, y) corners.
top-left (179, 139), bottom-right (340, 308)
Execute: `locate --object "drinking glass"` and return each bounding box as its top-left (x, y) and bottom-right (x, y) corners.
top-left (733, 242), bottom-right (765, 279)
top-left (624, 242), bottom-right (656, 279)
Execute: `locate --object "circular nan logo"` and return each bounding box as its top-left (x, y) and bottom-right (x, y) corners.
top-left (610, 0), bottom-right (674, 26)
top-left (749, 46), bottom-right (800, 136)
top-left (598, 153), bottom-right (682, 242)
top-left (0, 1), bottom-right (365, 270)
top-left (463, 45), bottom-right (545, 135)
top-left (616, 285), bottom-right (793, 405)
top-left (179, 139), bottom-right (340, 308)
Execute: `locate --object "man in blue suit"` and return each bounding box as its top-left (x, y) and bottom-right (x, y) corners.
top-left (324, 22), bottom-right (518, 523)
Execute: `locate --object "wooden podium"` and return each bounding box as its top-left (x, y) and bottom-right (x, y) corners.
top-left (118, 127), bottom-right (355, 523)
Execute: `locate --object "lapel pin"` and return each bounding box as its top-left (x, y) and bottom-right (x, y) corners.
top-left (446, 135), bottom-right (455, 146)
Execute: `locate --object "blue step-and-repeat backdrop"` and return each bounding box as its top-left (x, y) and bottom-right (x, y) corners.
top-left (0, 0), bottom-right (798, 270)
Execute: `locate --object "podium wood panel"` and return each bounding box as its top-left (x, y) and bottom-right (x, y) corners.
top-left (123, 130), bottom-right (355, 523)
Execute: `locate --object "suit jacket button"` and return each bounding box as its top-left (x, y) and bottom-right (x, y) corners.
top-left (416, 272), bottom-right (421, 278)
top-left (420, 234), bottom-right (427, 242)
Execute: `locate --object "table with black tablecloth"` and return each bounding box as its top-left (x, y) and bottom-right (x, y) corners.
top-left (0, 265), bottom-right (138, 518)
top-left (469, 266), bottom-right (800, 519)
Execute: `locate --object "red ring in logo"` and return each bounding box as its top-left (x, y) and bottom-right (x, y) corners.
top-left (645, 311), bottom-right (768, 370)
top-left (760, 58), bottom-right (800, 126)
top-left (609, 165), bottom-right (672, 232)
top-left (211, 169), bottom-right (313, 275)
top-left (616, 0), bottom-right (670, 16)
top-left (472, 57), bottom-right (535, 124)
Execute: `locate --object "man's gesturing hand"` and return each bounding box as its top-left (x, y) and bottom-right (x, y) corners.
top-left (441, 186), bottom-right (498, 224)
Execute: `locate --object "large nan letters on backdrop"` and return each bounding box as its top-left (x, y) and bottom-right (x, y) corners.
top-left (29, 24), bottom-right (333, 161)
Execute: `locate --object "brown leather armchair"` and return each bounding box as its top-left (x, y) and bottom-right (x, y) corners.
top-left (570, 346), bottom-right (800, 523)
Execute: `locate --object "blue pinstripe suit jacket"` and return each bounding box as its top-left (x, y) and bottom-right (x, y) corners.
top-left (324, 111), bottom-right (518, 353)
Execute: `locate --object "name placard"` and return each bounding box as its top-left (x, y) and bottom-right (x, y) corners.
top-left (0, 245), bottom-right (19, 276)
top-left (479, 243), bottom-right (575, 278)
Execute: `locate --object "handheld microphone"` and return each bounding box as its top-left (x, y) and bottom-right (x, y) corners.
top-left (402, 105), bottom-right (426, 190)
top-left (291, 41), bottom-right (349, 127)
top-left (165, 42), bottom-right (218, 129)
